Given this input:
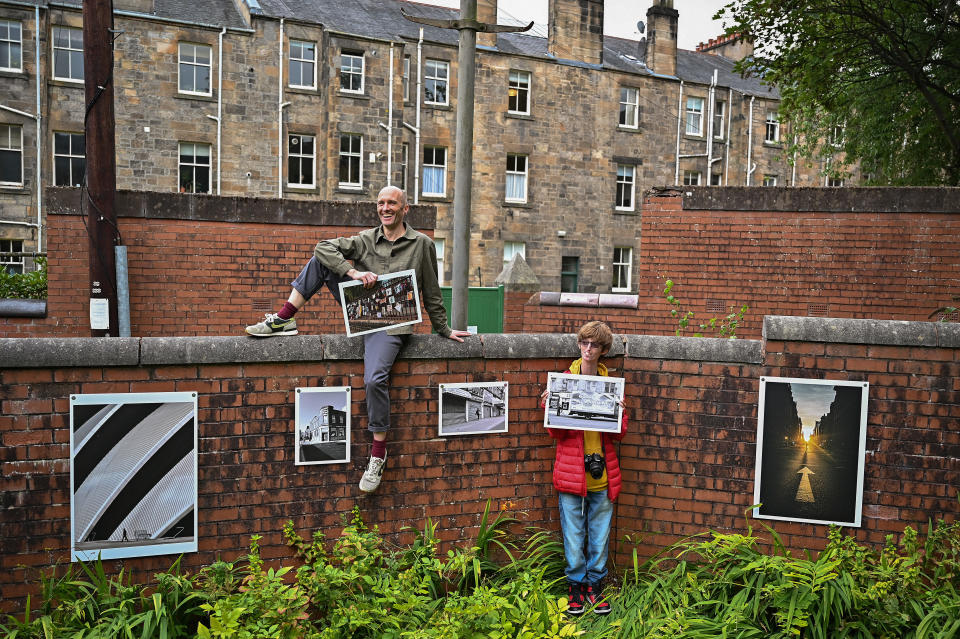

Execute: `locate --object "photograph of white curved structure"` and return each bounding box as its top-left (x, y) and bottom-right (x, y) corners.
top-left (70, 392), bottom-right (198, 561)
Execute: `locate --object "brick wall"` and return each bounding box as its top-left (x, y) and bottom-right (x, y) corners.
top-left (1, 318), bottom-right (957, 614)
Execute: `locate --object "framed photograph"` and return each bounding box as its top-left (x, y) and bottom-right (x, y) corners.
top-left (339, 269), bottom-right (422, 337)
top-left (439, 381), bottom-right (508, 436)
top-left (70, 392), bottom-right (198, 562)
top-left (753, 377), bottom-right (869, 527)
top-left (295, 386), bottom-right (351, 465)
top-left (543, 372), bottom-right (624, 433)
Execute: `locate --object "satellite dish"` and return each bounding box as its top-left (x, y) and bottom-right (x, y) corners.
top-left (636, 20), bottom-right (645, 34)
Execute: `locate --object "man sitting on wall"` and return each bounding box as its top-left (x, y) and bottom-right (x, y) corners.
top-left (245, 185), bottom-right (471, 492)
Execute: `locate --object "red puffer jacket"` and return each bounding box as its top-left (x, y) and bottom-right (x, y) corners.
top-left (545, 367), bottom-right (628, 501)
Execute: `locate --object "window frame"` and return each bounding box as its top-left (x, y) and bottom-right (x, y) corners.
top-left (287, 133), bottom-right (316, 188)
top-left (619, 87), bottom-right (639, 129)
top-left (422, 146), bottom-right (447, 197)
top-left (178, 141), bottom-right (212, 194)
top-left (0, 238), bottom-right (24, 274)
top-left (402, 55), bottom-right (411, 102)
top-left (765, 111), bottom-right (780, 143)
top-left (434, 238), bottom-right (445, 285)
top-left (508, 69), bottom-right (530, 115)
top-left (713, 99), bottom-right (725, 139)
top-left (52, 25), bottom-right (83, 82)
top-left (178, 41), bottom-right (213, 96)
top-left (560, 256), bottom-right (579, 293)
top-left (505, 153), bottom-right (528, 204)
top-left (0, 123), bottom-right (24, 186)
top-left (503, 241), bottom-right (526, 265)
top-left (424, 59), bottom-right (449, 106)
top-left (763, 174), bottom-right (778, 187)
top-left (53, 131), bottom-right (85, 187)
top-left (612, 246), bottom-right (633, 292)
top-left (340, 52), bottom-right (364, 94)
top-left (0, 19), bottom-right (23, 73)
top-left (288, 39), bottom-right (317, 90)
top-left (338, 133), bottom-right (363, 189)
top-left (685, 97), bottom-right (704, 136)
top-left (615, 163), bottom-right (635, 211)
top-left (683, 170), bottom-right (701, 186)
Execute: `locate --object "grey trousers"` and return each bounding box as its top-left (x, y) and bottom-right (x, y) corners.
top-left (291, 257), bottom-right (408, 434)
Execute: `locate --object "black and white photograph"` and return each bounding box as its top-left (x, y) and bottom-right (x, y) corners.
top-left (543, 372), bottom-right (624, 433)
top-left (295, 386), bottom-right (351, 465)
top-left (339, 269), bottom-right (422, 337)
top-left (439, 381), bottom-right (508, 436)
top-left (70, 392), bottom-right (198, 562)
top-left (753, 377), bottom-right (869, 527)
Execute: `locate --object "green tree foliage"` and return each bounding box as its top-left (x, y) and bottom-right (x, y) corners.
top-left (717, 0), bottom-right (960, 185)
top-left (0, 258), bottom-right (46, 300)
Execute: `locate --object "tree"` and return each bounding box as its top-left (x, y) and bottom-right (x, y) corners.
top-left (717, 0), bottom-right (960, 185)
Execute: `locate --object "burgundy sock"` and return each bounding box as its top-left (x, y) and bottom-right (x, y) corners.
top-left (371, 439), bottom-right (386, 459)
top-left (277, 301), bottom-right (298, 320)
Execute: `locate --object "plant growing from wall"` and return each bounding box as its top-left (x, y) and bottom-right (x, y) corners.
top-left (929, 294), bottom-right (959, 322)
top-left (0, 258), bottom-right (46, 300)
top-left (663, 278), bottom-right (748, 338)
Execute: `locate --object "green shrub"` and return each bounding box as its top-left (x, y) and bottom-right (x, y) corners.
top-left (0, 258), bottom-right (46, 300)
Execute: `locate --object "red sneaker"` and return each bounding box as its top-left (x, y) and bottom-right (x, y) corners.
top-left (585, 583), bottom-right (611, 615)
top-left (566, 582), bottom-right (585, 616)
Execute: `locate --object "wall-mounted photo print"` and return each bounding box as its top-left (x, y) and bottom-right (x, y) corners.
top-left (295, 386), bottom-right (351, 465)
top-left (753, 377), bottom-right (869, 527)
top-left (70, 392), bottom-right (198, 562)
top-left (339, 269), bottom-right (422, 337)
top-left (543, 372), bottom-right (624, 433)
top-left (439, 381), bottom-right (508, 436)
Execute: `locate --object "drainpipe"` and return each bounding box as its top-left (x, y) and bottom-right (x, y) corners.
top-left (278, 18), bottom-right (286, 198)
top-left (214, 27), bottom-right (225, 194)
top-left (414, 28), bottom-right (422, 203)
top-left (746, 95), bottom-right (755, 185)
top-left (387, 43), bottom-right (393, 185)
top-left (723, 87), bottom-right (732, 186)
top-left (674, 80), bottom-right (683, 185)
top-left (705, 69), bottom-right (716, 183)
top-left (791, 135), bottom-right (797, 186)
top-left (34, 4), bottom-right (42, 252)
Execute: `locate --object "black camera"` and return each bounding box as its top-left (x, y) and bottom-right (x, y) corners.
top-left (584, 453), bottom-right (605, 479)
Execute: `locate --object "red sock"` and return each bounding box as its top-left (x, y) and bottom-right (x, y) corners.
top-left (277, 302), bottom-right (298, 320)
top-left (371, 439), bottom-right (386, 459)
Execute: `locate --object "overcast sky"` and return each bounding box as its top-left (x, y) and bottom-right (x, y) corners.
top-left (424, 0), bottom-right (732, 51)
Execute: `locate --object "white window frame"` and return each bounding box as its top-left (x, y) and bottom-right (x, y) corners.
top-left (338, 133), bottom-right (363, 189)
top-left (713, 100), bottom-right (725, 139)
top-left (508, 70), bottom-right (530, 115)
top-left (0, 20), bottom-right (23, 72)
top-left (340, 52), bottom-right (364, 94)
top-left (763, 174), bottom-right (778, 187)
top-left (612, 246), bottom-right (633, 292)
top-left (178, 142), bottom-right (212, 194)
top-left (53, 131), bottom-right (85, 187)
top-left (424, 59), bottom-right (449, 106)
top-left (178, 42), bottom-right (212, 96)
top-left (615, 164), bottom-right (635, 211)
top-left (503, 241), bottom-right (526, 265)
top-left (619, 87), bottom-right (639, 129)
top-left (685, 97), bottom-right (704, 136)
top-left (765, 111), bottom-right (780, 143)
top-left (0, 238), bottom-right (24, 274)
top-left (434, 238), bottom-right (445, 285)
top-left (826, 176), bottom-right (845, 187)
top-left (829, 124), bottom-right (845, 147)
top-left (422, 146), bottom-right (446, 197)
top-left (287, 133), bottom-right (316, 188)
top-left (52, 25), bottom-right (83, 82)
top-left (683, 170), bottom-right (701, 186)
top-left (0, 124), bottom-right (23, 186)
top-left (505, 153), bottom-right (528, 203)
top-left (289, 39), bottom-right (317, 90)
top-left (402, 55), bottom-right (411, 102)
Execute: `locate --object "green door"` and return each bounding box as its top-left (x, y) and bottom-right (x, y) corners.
top-left (439, 285), bottom-right (504, 334)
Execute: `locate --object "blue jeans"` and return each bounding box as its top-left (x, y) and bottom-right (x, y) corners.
top-left (558, 490), bottom-right (613, 585)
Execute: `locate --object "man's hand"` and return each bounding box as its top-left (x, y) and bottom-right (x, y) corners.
top-left (446, 329), bottom-right (472, 343)
top-left (347, 268), bottom-right (378, 288)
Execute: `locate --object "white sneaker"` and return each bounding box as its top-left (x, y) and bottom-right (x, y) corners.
top-left (359, 454), bottom-right (386, 493)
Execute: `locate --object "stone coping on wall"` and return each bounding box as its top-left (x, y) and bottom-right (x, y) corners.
top-left (763, 315), bottom-right (960, 347)
top-left (536, 292), bottom-right (639, 308)
top-left (0, 299), bottom-right (46, 318)
top-left (677, 185), bottom-right (960, 214)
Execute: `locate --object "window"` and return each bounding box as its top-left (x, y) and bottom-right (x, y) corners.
top-left (505, 153), bottom-right (528, 203)
top-left (619, 87), bottom-right (639, 128)
top-left (0, 20), bottom-right (22, 72)
top-left (422, 146), bottom-right (446, 197)
top-left (338, 133), bottom-right (362, 188)
top-left (615, 164), bottom-right (635, 211)
top-left (826, 176), bottom-right (845, 187)
top-left (434, 238), bottom-right (445, 285)
top-left (179, 42), bottom-right (212, 95)
top-left (52, 26), bottom-right (83, 81)
top-left (424, 59), bottom-right (449, 105)
top-left (560, 256), bottom-right (579, 293)
top-left (0, 124), bottom-right (23, 185)
top-left (340, 52), bottom-right (364, 93)
top-left (685, 97), bottom-right (704, 136)
top-left (612, 246), bottom-right (632, 292)
top-left (713, 100), bottom-right (725, 139)
top-left (289, 40), bottom-right (316, 89)
top-left (508, 70), bottom-right (530, 115)
top-left (765, 111), bottom-right (780, 143)
top-left (0, 239), bottom-right (24, 274)
top-left (828, 124), bottom-right (844, 147)
top-left (178, 142), bottom-right (211, 193)
top-left (288, 134), bottom-right (315, 188)
top-left (710, 173), bottom-right (722, 186)
top-left (399, 142), bottom-right (409, 191)
top-left (763, 174), bottom-right (778, 187)
top-left (683, 170), bottom-right (701, 186)
top-left (503, 241), bottom-right (525, 264)
top-left (53, 132), bottom-right (85, 187)
top-left (402, 55), bottom-right (411, 102)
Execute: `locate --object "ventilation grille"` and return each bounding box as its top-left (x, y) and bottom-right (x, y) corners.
top-left (705, 299), bottom-right (726, 314)
top-left (808, 303), bottom-right (830, 317)
top-left (252, 299), bottom-right (274, 313)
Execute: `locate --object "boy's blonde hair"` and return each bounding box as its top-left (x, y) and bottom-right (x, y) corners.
top-left (577, 321), bottom-right (613, 355)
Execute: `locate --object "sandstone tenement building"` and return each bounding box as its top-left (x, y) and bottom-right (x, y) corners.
top-left (1, 0), bottom-right (847, 292)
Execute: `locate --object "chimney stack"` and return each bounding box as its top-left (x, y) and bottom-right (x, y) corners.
top-left (548, 0), bottom-right (604, 65)
top-left (645, 0), bottom-right (678, 77)
top-left (695, 32), bottom-right (754, 61)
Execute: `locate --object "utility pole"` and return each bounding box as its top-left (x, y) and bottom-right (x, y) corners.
top-left (83, 0), bottom-right (119, 336)
top-left (402, 1), bottom-right (531, 331)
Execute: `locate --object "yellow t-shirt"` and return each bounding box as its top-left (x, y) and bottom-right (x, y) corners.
top-left (583, 429), bottom-right (607, 492)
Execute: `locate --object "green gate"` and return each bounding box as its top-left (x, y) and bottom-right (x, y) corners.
top-left (439, 285), bottom-right (504, 334)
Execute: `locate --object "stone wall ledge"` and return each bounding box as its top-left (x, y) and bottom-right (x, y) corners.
top-left (0, 299), bottom-right (46, 318)
top-left (762, 315), bottom-right (959, 347)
